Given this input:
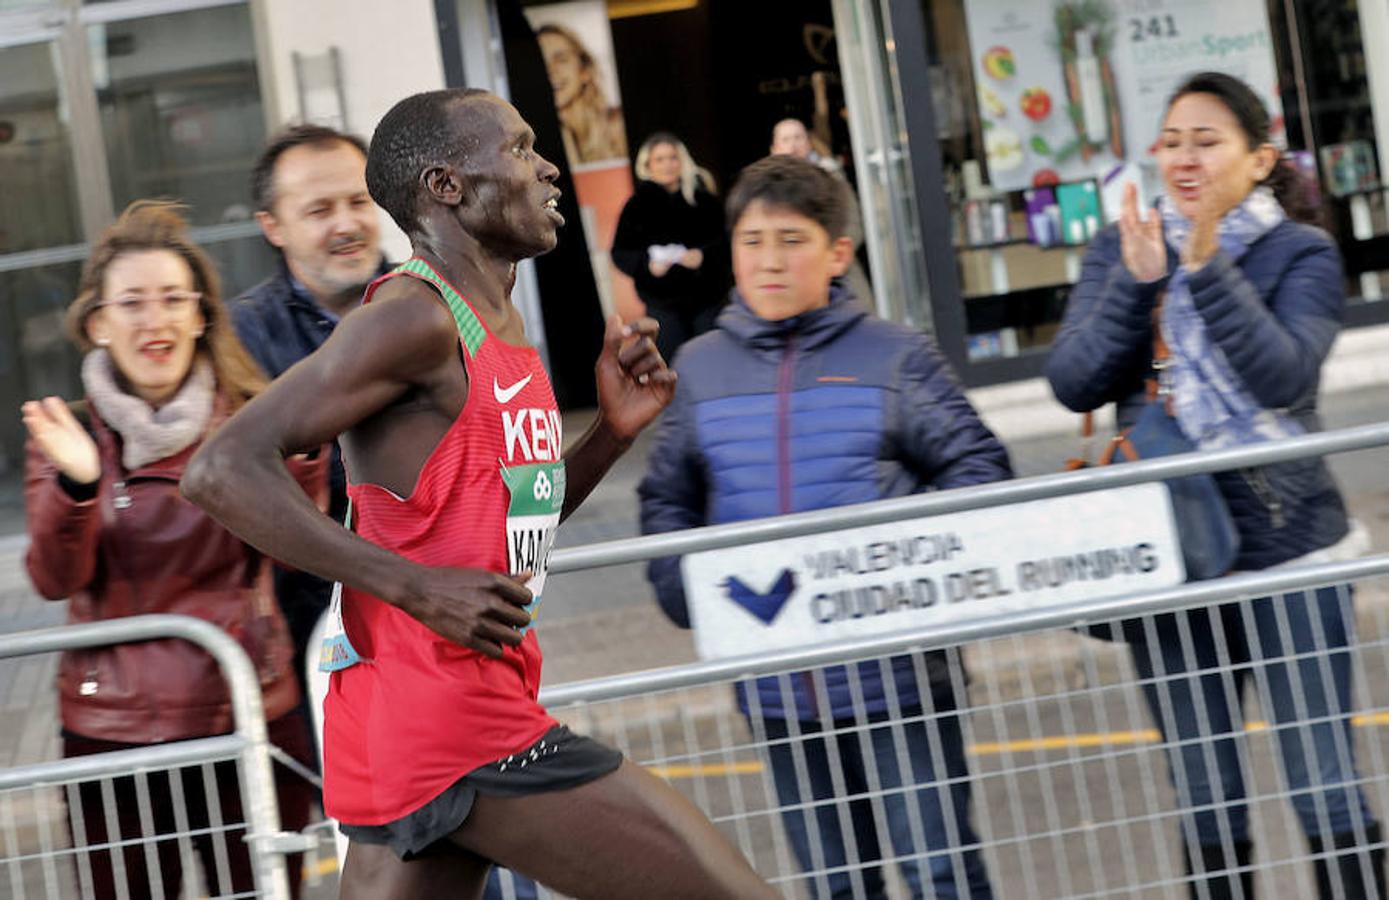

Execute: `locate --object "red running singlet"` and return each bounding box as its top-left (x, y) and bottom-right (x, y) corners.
top-left (323, 259), bottom-right (565, 825)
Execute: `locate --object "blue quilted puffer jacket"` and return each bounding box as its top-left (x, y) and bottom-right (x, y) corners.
top-left (1045, 221), bottom-right (1350, 572)
top-left (638, 288), bottom-right (1012, 721)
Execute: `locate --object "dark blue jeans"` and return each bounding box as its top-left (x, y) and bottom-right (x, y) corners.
top-left (757, 705), bottom-right (993, 899)
top-left (1130, 586), bottom-right (1378, 849)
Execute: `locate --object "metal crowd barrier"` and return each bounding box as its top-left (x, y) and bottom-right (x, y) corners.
top-left (8, 423), bottom-right (1386, 898)
top-left (540, 558), bottom-right (1389, 898)
top-left (0, 614), bottom-right (300, 900)
top-left (532, 421), bottom-right (1389, 898)
top-left (548, 421), bottom-right (1389, 574)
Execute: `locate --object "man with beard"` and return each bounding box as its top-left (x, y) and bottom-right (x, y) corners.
top-left (230, 124), bottom-right (390, 715)
top-left (185, 89), bottom-right (774, 898)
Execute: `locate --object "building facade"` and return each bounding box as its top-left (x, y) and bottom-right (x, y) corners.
top-left (0, 0), bottom-right (1385, 479)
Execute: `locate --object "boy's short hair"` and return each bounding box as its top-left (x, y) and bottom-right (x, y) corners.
top-left (726, 155), bottom-right (848, 239)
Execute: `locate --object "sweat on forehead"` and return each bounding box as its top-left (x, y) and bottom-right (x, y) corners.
top-left (453, 97), bottom-right (537, 165)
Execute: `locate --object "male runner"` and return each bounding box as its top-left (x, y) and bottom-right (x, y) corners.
top-left (184, 88), bottom-right (772, 899)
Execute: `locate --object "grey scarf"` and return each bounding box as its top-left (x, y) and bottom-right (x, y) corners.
top-left (81, 349), bottom-right (215, 470)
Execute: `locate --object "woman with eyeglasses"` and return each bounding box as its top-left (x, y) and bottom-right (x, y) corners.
top-left (22, 201), bottom-right (323, 899)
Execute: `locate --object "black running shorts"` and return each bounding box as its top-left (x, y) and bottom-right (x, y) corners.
top-left (339, 725), bottom-right (623, 860)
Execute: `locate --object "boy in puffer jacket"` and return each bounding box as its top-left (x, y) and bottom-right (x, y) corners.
top-left (639, 155), bottom-right (1011, 899)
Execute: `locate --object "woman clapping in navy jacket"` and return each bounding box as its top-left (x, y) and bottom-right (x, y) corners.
top-left (1047, 73), bottom-right (1380, 899)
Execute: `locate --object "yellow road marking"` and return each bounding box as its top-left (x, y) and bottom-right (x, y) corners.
top-left (1352, 711), bottom-right (1389, 727)
top-left (647, 760), bottom-right (765, 778)
top-left (968, 729), bottom-right (1161, 755)
top-left (968, 712), bottom-right (1389, 756)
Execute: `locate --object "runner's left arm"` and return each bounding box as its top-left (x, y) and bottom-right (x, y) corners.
top-left (560, 315), bottom-right (676, 521)
top-left (184, 286), bottom-right (535, 658)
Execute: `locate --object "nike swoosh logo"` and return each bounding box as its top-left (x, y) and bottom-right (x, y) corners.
top-left (493, 374), bottom-right (534, 405)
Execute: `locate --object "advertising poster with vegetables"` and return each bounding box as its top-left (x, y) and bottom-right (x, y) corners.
top-left (963, 0), bottom-right (1283, 193)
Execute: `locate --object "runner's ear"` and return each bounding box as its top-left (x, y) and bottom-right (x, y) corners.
top-left (421, 163), bottom-right (464, 208)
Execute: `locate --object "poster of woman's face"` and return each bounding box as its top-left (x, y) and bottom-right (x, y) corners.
top-left (526, 1), bottom-right (630, 167)
top-left (524, 1), bottom-right (641, 321)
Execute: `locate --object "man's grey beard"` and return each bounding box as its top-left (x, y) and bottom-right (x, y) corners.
top-left (323, 265), bottom-right (379, 297)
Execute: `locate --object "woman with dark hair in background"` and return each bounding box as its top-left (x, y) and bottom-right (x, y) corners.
top-left (612, 132), bottom-right (729, 362)
top-left (23, 201), bottom-right (322, 899)
top-left (1047, 72), bottom-right (1381, 898)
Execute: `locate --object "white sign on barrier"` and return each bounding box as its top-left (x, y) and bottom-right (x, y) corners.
top-left (682, 482), bottom-right (1185, 659)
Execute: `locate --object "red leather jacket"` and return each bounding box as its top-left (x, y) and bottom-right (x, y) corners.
top-left (24, 397), bottom-right (326, 744)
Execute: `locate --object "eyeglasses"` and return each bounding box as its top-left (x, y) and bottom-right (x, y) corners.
top-left (98, 291), bottom-right (202, 321)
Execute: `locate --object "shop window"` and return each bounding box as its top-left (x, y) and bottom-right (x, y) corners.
top-left (1271, 0), bottom-right (1389, 308)
top-left (0, 38), bottom-right (86, 476)
top-left (88, 5), bottom-right (274, 314)
top-left (0, 41), bottom-right (83, 254)
top-left (917, 0), bottom-right (1389, 378)
top-left (91, 4), bottom-right (264, 226)
top-left (0, 0), bottom-right (271, 495)
top-left (0, 262), bottom-right (86, 472)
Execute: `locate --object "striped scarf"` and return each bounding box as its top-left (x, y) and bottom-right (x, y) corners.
top-left (1158, 187), bottom-right (1302, 450)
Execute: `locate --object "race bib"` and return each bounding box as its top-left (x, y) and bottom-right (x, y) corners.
top-left (319, 502), bottom-right (364, 672)
top-left (502, 461), bottom-right (566, 634)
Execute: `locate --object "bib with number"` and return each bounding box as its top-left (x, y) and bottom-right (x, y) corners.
top-left (502, 461), bottom-right (566, 632)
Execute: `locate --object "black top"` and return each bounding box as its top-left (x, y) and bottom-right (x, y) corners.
top-left (611, 180), bottom-right (729, 309)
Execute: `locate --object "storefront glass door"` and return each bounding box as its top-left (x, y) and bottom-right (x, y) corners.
top-left (0, 33), bottom-right (88, 477)
top-left (838, 0), bottom-right (1389, 386)
top-left (0, 0), bottom-right (266, 519)
top-left (830, 0), bottom-right (936, 331)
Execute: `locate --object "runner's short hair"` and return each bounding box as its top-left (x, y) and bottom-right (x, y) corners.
top-left (366, 88), bottom-right (490, 233)
top-left (726, 155), bottom-right (848, 239)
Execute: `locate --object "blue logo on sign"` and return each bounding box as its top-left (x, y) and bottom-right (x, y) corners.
top-left (722, 569), bottom-right (797, 624)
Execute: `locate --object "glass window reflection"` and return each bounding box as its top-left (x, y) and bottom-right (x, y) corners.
top-left (0, 41), bottom-right (83, 255)
top-left (90, 5), bottom-right (265, 228)
top-left (0, 260), bottom-right (85, 475)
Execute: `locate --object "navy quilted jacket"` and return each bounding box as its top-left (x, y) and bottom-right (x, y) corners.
top-left (1045, 220), bottom-right (1349, 570)
top-left (639, 288), bottom-right (1012, 720)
